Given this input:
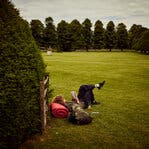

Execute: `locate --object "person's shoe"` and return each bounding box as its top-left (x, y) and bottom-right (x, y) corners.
top-left (91, 100), bottom-right (100, 105)
top-left (97, 81), bottom-right (105, 90)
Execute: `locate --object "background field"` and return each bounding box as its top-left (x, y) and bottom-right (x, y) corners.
top-left (22, 52), bottom-right (149, 149)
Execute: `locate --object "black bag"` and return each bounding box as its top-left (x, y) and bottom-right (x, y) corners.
top-left (69, 103), bottom-right (93, 125)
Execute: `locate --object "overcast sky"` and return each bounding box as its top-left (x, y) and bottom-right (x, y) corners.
top-left (12, 0), bottom-right (149, 29)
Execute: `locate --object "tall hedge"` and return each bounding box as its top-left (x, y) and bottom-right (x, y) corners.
top-left (0, 0), bottom-right (45, 148)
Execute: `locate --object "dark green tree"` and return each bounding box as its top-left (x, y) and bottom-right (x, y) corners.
top-left (57, 20), bottom-right (72, 52)
top-left (135, 29), bottom-right (149, 54)
top-left (30, 19), bottom-right (44, 47)
top-left (0, 0), bottom-right (46, 148)
top-left (93, 20), bottom-right (104, 49)
top-left (43, 17), bottom-right (57, 48)
top-left (128, 24), bottom-right (147, 49)
top-left (70, 19), bottom-right (84, 50)
top-left (82, 18), bottom-right (92, 51)
top-left (116, 23), bottom-right (128, 51)
top-left (104, 21), bottom-right (116, 51)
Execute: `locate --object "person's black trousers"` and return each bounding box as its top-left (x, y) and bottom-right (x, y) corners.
top-left (77, 84), bottom-right (95, 108)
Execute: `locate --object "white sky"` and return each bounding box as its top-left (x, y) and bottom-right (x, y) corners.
top-left (11, 0), bottom-right (149, 29)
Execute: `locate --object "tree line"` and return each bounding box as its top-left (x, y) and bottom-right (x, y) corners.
top-left (30, 17), bottom-right (149, 54)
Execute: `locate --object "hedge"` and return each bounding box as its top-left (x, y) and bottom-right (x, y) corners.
top-left (0, 1), bottom-right (46, 148)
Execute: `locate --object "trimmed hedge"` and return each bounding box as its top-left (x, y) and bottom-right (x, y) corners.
top-left (0, 0), bottom-right (46, 148)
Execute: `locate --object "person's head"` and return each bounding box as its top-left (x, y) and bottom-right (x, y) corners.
top-left (51, 95), bottom-right (66, 104)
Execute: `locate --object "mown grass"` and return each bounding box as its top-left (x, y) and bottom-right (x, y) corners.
top-left (21, 52), bottom-right (149, 149)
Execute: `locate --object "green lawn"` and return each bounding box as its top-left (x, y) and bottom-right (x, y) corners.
top-left (22, 52), bottom-right (149, 149)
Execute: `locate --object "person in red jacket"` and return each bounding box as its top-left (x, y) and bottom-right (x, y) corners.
top-left (50, 95), bottom-right (70, 118)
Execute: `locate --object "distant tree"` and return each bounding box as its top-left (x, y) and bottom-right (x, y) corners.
top-left (116, 23), bottom-right (128, 51)
top-left (93, 20), bottom-right (104, 49)
top-left (30, 19), bottom-right (44, 47)
top-left (57, 20), bottom-right (72, 52)
top-left (135, 30), bottom-right (149, 54)
top-left (82, 18), bottom-right (92, 51)
top-left (43, 17), bottom-right (57, 48)
top-left (128, 24), bottom-right (148, 49)
top-left (70, 19), bottom-right (84, 50)
top-left (45, 16), bottom-right (53, 26)
top-left (128, 24), bottom-right (138, 49)
top-left (104, 21), bottom-right (116, 51)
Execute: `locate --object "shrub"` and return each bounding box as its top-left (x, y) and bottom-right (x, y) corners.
top-left (0, 0), bottom-right (46, 148)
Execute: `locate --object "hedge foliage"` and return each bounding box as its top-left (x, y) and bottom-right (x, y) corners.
top-left (0, 0), bottom-right (45, 148)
